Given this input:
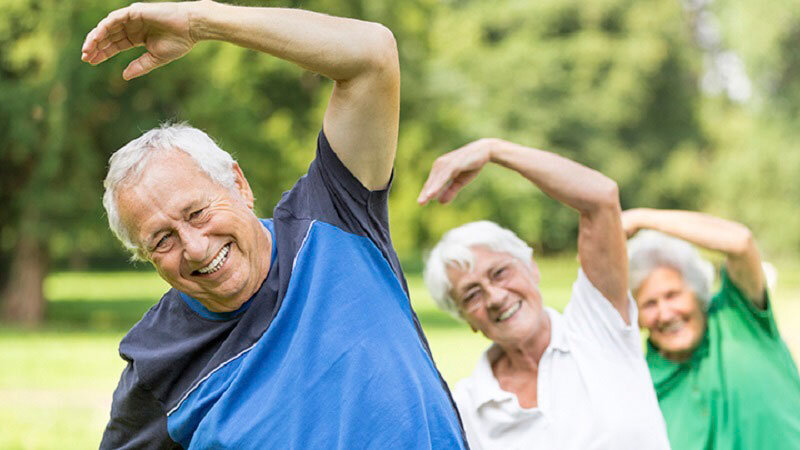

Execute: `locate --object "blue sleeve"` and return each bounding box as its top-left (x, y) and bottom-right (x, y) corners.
top-left (100, 363), bottom-right (179, 450)
top-left (274, 130), bottom-right (406, 292)
top-left (275, 129), bottom-right (393, 247)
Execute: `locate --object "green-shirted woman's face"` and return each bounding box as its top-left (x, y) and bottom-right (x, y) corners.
top-left (635, 266), bottom-right (706, 362)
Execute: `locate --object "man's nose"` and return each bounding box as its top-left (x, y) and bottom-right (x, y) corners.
top-left (180, 226), bottom-right (209, 263)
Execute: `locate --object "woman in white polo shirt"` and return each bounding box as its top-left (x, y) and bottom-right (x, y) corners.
top-left (419, 137), bottom-right (669, 449)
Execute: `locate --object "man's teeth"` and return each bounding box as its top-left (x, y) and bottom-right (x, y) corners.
top-left (497, 302), bottom-right (521, 322)
top-left (198, 245), bottom-right (229, 274)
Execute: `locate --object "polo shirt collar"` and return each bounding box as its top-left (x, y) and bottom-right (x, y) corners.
top-left (468, 307), bottom-right (570, 408)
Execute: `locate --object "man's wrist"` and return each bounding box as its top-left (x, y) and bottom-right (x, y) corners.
top-left (188, 0), bottom-right (224, 43)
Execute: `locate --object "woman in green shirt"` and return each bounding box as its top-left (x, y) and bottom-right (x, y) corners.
top-left (623, 209), bottom-right (800, 450)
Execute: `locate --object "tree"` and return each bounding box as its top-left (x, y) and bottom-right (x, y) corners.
top-left (389, 0), bottom-right (708, 257)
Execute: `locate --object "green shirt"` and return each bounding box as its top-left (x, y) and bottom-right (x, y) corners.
top-left (647, 269), bottom-right (800, 450)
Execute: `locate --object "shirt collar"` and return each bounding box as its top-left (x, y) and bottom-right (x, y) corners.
top-left (467, 307), bottom-right (570, 408)
top-left (544, 307), bottom-right (570, 353)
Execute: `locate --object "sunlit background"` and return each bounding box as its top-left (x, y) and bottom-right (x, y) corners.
top-left (2, 0), bottom-right (799, 447)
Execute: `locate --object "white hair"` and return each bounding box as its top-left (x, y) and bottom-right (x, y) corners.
top-left (423, 221), bottom-right (534, 320)
top-left (627, 230), bottom-right (715, 310)
top-left (102, 122), bottom-right (237, 260)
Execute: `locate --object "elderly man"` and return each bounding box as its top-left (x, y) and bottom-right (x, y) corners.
top-left (419, 138), bottom-right (669, 449)
top-left (83, 1), bottom-right (466, 448)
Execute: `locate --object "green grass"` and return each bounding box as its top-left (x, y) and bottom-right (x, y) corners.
top-left (1, 256), bottom-right (798, 449)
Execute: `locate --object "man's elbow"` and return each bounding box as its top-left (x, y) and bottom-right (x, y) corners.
top-left (362, 23), bottom-right (400, 83)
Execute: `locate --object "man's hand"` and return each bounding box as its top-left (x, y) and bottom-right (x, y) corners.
top-left (81, 2), bottom-right (198, 80)
top-left (417, 138), bottom-right (496, 205)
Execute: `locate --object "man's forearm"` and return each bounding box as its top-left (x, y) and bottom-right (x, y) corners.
top-left (489, 139), bottom-right (619, 214)
top-left (190, 1), bottom-right (395, 82)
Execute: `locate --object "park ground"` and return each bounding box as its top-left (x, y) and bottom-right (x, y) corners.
top-left (1, 256), bottom-right (798, 449)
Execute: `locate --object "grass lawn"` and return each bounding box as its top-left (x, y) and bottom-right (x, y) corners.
top-left (1, 257), bottom-right (798, 449)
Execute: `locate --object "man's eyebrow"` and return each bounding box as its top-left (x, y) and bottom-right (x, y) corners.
top-left (181, 199), bottom-right (205, 215)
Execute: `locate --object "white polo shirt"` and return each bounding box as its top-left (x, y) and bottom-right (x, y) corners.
top-left (453, 269), bottom-right (670, 450)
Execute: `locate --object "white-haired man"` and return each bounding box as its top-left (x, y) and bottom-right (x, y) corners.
top-left (84, 2), bottom-right (466, 448)
top-left (420, 138), bottom-right (669, 449)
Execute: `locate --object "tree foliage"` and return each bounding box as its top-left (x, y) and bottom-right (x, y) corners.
top-left (1, 0), bottom-right (798, 322)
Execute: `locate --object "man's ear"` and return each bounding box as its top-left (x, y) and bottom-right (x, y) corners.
top-left (232, 162), bottom-right (255, 209)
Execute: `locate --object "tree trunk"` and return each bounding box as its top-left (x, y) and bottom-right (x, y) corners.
top-left (1, 233), bottom-right (47, 326)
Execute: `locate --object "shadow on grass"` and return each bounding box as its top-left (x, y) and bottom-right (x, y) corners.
top-left (46, 299), bottom-right (155, 332)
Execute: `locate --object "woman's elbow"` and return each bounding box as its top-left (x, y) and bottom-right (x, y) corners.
top-left (730, 225), bottom-right (757, 256)
top-left (595, 179), bottom-right (621, 212)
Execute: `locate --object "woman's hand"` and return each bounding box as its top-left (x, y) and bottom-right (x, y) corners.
top-left (621, 208), bottom-right (647, 238)
top-left (417, 138), bottom-right (497, 205)
top-left (81, 1), bottom-right (201, 80)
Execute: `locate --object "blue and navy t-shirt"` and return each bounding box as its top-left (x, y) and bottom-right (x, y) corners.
top-left (100, 131), bottom-right (467, 449)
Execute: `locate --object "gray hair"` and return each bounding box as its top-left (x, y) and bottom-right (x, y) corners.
top-left (103, 122), bottom-right (237, 260)
top-left (627, 230), bottom-right (715, 310)
top-left (423, 221), bottom-right (534, 320)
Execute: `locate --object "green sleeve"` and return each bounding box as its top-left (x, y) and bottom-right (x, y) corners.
top-left (712, 267), bottom-right (777, 339)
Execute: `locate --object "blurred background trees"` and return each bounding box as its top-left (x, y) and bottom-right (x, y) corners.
top-left (2, 0), bottom-right (798, 324)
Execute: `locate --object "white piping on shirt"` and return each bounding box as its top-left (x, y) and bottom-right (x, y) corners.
top-left (167, 220), bottom-right (317, 417)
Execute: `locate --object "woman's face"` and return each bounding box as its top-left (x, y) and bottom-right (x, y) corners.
top-left (635, 266), bottom-right (706, 362)
top-left (446, 246), bottom-right (548, 347)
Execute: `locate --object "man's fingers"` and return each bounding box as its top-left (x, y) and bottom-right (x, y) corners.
top-left (122, 52), bottom-right (163, 80)
top-left (82, 7), bottom-right (133, 57)
top-left (98, 29), bottom-right (132, 51)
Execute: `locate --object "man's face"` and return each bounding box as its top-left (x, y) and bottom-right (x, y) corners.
top-left (635, 266), bottom-right (706, 362)
top-left (446, 246), bottom-right (548, 345)
top-left (116, 150), bottom-right (270, 312)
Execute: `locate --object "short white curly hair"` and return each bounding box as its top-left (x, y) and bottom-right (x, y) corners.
top-left (423, 221), bottom-right (534, 320)
top-left (627, 230), bottom-right (715, 310)
top-left (103, 122), bottom-right (237, 261)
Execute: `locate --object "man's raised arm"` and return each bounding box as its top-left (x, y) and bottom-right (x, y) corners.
top-left (82, 0), bottom-right (399, 190)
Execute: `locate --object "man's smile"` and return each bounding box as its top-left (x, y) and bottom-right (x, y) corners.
top-left (194, 243), bottom-right (231, 275)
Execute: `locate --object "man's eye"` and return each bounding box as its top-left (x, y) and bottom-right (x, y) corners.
top-left (493, 267), bottom-right (507, 279)
top-left (189, 208), bottom-right (205, 220)
top-left (155, 233), bottom-right (171, 250)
